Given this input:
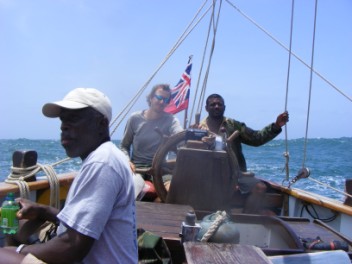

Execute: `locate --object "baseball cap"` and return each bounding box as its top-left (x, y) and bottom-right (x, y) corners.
top-left (42, 88), bottom-right (112, 122)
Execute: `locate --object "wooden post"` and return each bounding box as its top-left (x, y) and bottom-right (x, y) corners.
top-left (344, 179), bottom-right (352, 206)
top-left (12, 150), bottom-right (38, 182)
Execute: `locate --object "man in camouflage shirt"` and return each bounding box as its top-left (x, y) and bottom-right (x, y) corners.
top-left (198, 93), bottom-right (289, 214)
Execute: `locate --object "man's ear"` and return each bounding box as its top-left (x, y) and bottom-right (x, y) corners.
top-left (100, 117), bottom-right (109, 128)
top-left (97, 117), bottom-right (110, 136)
top-left (96, 116), bottom-right (109, 130)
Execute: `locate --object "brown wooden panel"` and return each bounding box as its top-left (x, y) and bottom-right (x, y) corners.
top-left (166, 148), bottom-right (234, 211)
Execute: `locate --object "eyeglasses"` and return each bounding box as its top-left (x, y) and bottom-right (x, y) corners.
top-left (154, 94), bottom-right (170, 104)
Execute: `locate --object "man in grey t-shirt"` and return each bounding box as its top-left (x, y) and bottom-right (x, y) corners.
top-left (120, 84), bottom-right (183, 198)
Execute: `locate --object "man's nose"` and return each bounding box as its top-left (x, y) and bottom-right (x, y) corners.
top-left (61, 122), bottom-right (69, 131)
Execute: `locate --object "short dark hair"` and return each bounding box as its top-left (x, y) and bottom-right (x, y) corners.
top-left (147, 84), bottom-right (171, 106)
top-left (206, 94), bottom-right (224, 106)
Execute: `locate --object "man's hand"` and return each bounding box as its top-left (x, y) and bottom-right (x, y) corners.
top-left (188, 123), bottom-right (200, 129)
top-left (275, 111), bottom-right (289, 128)
top-left (16, 198), bottom-right (43, 221)
top-left (16, 198), bottom-right (59, 223)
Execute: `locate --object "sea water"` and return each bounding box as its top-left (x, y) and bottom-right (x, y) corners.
top-left (0, 138), bottom-right (351, 202)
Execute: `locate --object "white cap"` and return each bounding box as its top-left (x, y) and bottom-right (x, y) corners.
top-left (42, 88), bottom-right (112, 122)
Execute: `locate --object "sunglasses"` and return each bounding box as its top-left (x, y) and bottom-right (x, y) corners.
top-left (154, 94), bottom-right (171, 104)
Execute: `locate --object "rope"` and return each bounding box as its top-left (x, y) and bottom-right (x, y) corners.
top-left (188, 2), bottom-right (215, 127)
top-left (302, 0), bottom-right (318, 169)
top-left (200, 0), bottom-right (222, 112)
top-left (189, 0), bottom-right (223, 127)
top-left (109, 0), bottom-right (211, 136)
top-left (51, 157), bottom-right (71, 167)
top-left (224, 0), bottom-right (352, 202)
top-left (40, 164), bottom-right (60, 209)
top-left (283, 168), bottom-right (352, 200)
top-left (5, 163), bottom-right (61, 209)
top-left (306, 176), bottom-right (352, 200)
top-left (5, 165), bottom-right (41, 199)
top-left (282, 0), bottom-right (295, 182)
top-left (282, 152), bottom-right (290, 182)
top-left (201, 210), bottom-right (228, 242)
top-left (225, 0), bottom-right (351, 103)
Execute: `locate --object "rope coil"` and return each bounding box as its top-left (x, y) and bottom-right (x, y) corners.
top-left (5, 163), bottom-right (60, 209)
top-left (200, 210), bottom-right (228, 242)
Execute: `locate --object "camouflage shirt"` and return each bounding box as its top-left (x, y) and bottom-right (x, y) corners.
top-left (199, 116), bottom-right (282, 171)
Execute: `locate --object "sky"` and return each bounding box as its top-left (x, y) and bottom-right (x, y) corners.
top-left (0, 0), bottom-right (351, 140)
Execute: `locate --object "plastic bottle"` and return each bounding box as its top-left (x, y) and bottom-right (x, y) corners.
top-left (1, 192), bottom-right (20, 234)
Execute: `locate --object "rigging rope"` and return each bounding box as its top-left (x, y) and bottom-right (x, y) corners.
top-left (282, 0), bottom-right (352, 200)
top-left (224, 0), bottom-right (351, 201)
top-left (109, 0), bottom-right (211, 136)
top-left (302, 0), bottom-right (318, 168)
top-left (189, 1), bottom-right (215, 126)
top-left (282, 0), bottom-right (295, 181)
top-left (189, 0), bottom-right (223, 127)
top-left (306, 176), bottom-right (352, 199)
top-left (225, 0), bottom-right (351, 103)
top-left (199, 0), bottom-right (222, 115)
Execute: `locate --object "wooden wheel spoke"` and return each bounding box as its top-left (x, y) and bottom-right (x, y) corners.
top-left (151, 131), bottom-right (187, 202)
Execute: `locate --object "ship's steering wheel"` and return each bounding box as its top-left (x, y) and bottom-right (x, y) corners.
top-left (151, 129), bottom-right (240, 202)
top-left (151, 131), bottom-right (187, 202)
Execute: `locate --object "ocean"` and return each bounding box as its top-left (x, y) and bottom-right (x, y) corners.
top-left (0, 138), bottom-right (351, 202)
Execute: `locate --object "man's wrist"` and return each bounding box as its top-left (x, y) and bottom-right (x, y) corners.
top-left (16, 244), bottom-right (26, 254)
top-left (272, 123), bottom-right (281, 132)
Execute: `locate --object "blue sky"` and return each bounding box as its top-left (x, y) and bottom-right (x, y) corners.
top-left (0, 0), bottom-right (351, 140)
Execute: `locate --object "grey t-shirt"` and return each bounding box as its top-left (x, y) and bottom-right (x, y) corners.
top-left (120, 110), bottom-right (183, 167)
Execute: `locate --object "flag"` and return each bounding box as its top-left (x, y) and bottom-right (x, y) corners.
top-left (164, 57), bottom-right (192, 114)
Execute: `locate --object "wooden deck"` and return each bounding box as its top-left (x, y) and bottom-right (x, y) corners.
top-left (136, 202), bottom-right (278, 263)
top-left (136, 202), bottom-right (352, 263)
top-left (136, 201), bottom-right (193, 263)
top-left (184, 242), bottom-right (272, 264)
top-left (136, 201), bottom-right (193, 240)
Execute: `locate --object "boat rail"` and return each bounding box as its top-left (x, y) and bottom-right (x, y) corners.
top-left (270, 182), bottom-right (352, 217)
top-left (0, 172), bottom-right (76, 205)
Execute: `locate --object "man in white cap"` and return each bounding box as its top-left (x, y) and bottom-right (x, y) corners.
top-left (0, 88), bottom-right (138, 264)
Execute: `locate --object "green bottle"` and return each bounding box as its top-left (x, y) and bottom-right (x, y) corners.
top-left (1, 192), bottom-right (20, 234)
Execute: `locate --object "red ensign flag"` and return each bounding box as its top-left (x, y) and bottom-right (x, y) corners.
top-left (164, 58), bottom-right (192, 114)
